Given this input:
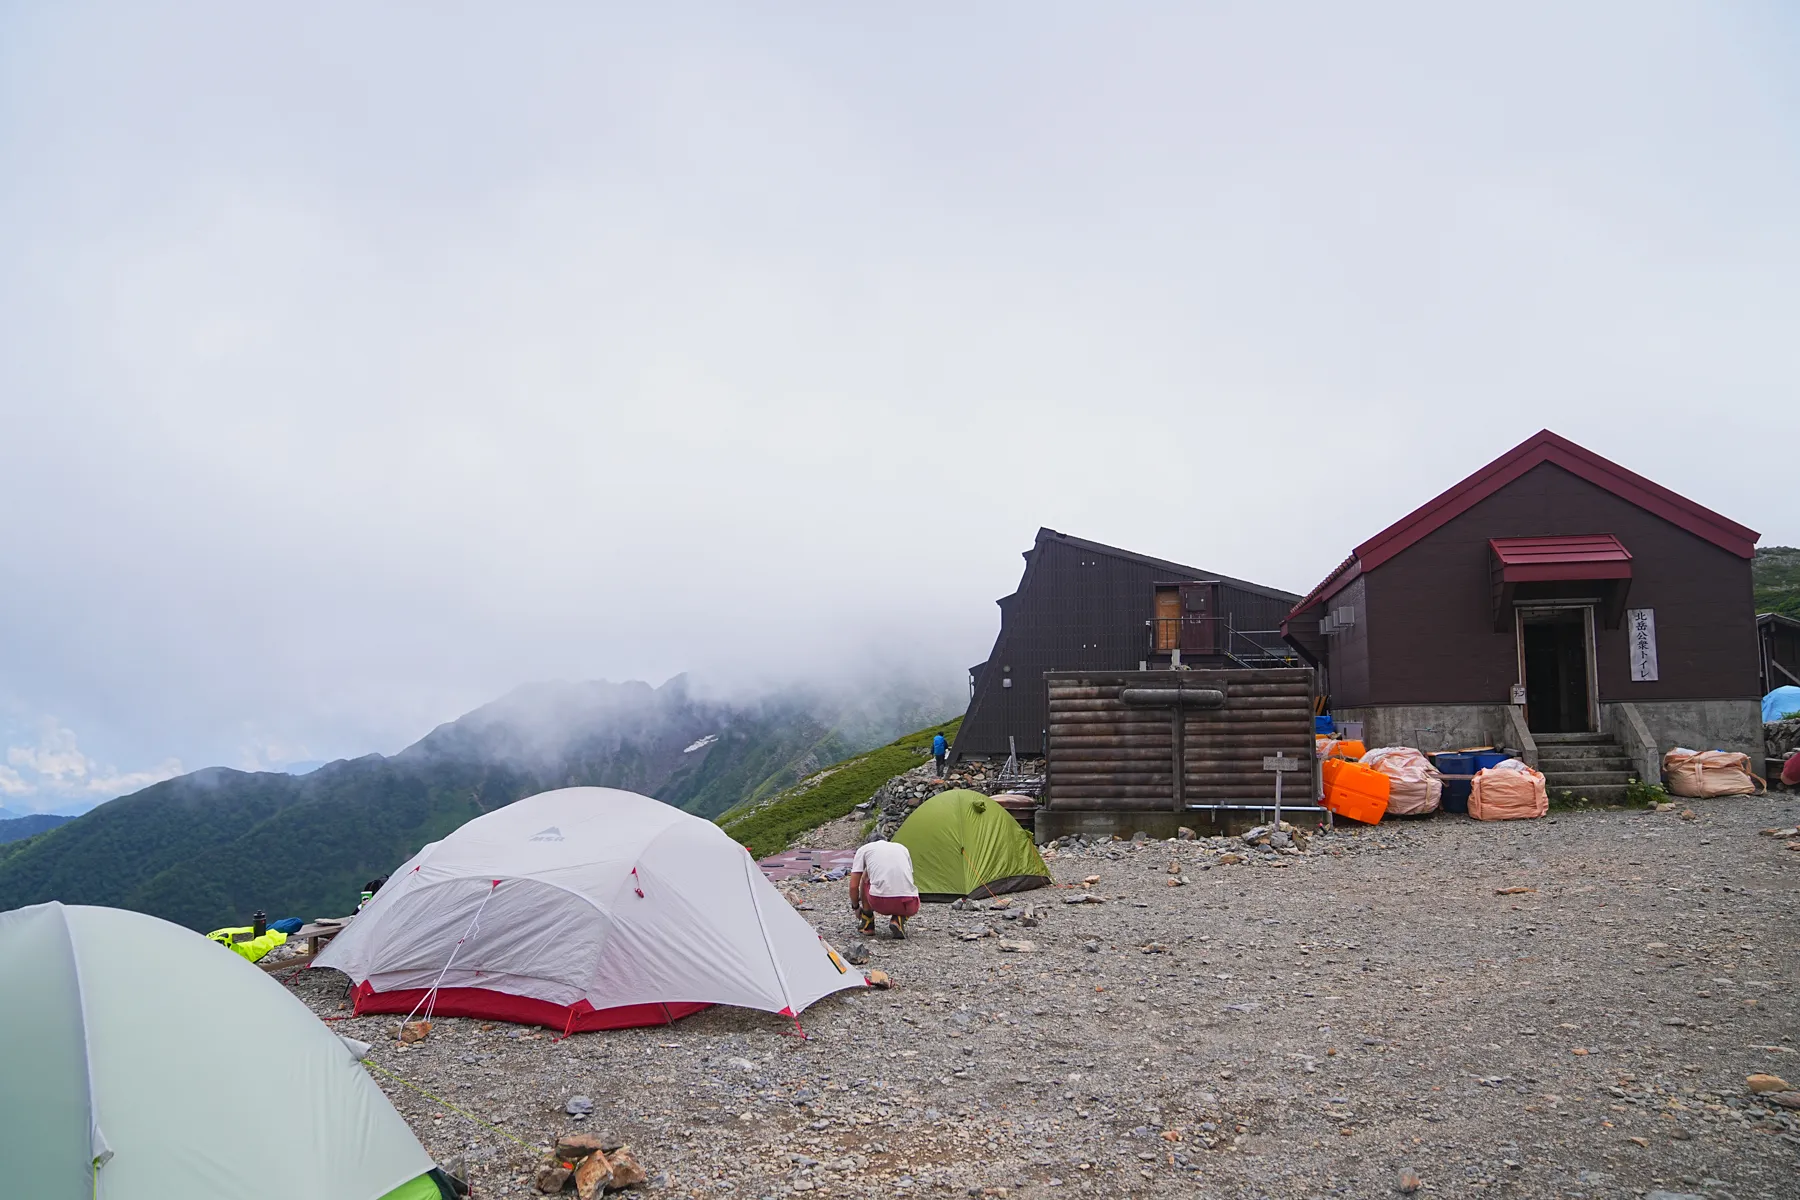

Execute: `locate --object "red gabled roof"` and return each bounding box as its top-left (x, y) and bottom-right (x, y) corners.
top-left (1489, 534), bottom-right (1632, 581)
top-left (1357, 429), bottom-right (1756, 570)
top-left (1286, 430), bottom-right (1757, 622)
top-left (1284, 553), bottom-right (1360, 625)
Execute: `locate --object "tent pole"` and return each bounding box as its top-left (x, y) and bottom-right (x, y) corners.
top-left (740, 853), bottom-right (799, 1021)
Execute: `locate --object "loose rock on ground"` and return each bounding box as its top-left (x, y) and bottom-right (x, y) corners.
top-left (293, 794), bottom-right (1800, 1198)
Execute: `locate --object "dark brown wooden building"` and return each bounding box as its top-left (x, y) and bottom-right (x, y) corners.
top-left (1282, 431), bottom-right (1762, 787)
top-left (1760, 612), bottom-right (1800, 697)
top-left (1036, 667), bottom-right (1320, 841)
top-left (954, 529), bottom-right (1300, 759)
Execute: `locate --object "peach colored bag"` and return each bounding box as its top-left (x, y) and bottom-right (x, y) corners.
top-left (1662, 749), bottom-right (1762, 798)
top-left (1469, 761), bottom-right (1548, 821)
top-left (1360, 747), bottom-right (1442, 816)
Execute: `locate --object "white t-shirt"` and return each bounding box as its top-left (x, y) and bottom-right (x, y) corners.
top-left (851, 840), bottom-right (917, 899)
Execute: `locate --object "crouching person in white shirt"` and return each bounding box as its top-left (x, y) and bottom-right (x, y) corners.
top-left (848, 837), bottom-right (919, 939)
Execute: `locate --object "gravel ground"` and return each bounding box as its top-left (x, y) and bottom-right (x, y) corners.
top-left (292, 796), bottom-right (1800, 1199)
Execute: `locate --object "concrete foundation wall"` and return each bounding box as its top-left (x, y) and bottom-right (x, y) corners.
top-left (1334, 699), bottom-right (1761, 783)
top-left (1331, 705), bottom-right (1527, 757)
top-left (1034, 806), bottom-right (1330, 844)
top-left (1624, 699), bottom-right (1762, 765)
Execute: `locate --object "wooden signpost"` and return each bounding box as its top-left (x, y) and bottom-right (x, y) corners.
top-left (1263, 753), bottom-right (1305, 829)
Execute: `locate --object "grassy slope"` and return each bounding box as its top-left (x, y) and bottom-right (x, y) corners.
top-left (716, 717), bottom-right (961, 856)
top-left (1754, 546), bottom-right (1800, 618)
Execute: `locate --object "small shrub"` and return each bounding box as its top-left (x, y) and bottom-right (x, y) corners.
top-left (1548, 787), bottom-right (1588, 812)
top-left (1623, 778), bottom-right (1668, 808)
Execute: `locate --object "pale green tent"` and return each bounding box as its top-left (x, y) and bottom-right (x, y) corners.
top-left (0, 902), bottom-right (444, 1200)
top-left (892, 789), bottom-right (1051, 901)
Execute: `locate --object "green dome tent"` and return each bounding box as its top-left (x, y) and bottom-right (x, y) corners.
top-left (0, 902), bottom-right (447, 1200)
top-left (892, 789), bottom-right (1051, 901)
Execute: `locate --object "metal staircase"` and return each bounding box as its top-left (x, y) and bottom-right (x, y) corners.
top-left (1222, 627), bottom-right (1304, 670)
top-left (1144, 617), bottom-right (1304, 670)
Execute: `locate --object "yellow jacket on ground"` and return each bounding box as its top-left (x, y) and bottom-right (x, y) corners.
top-left (205, 926), bottom-right (289, 963)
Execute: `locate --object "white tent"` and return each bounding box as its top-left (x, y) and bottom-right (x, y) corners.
top-left (316, 787), bottom-right (863, 1032)
top-left (0, 902), bottom-right (440, 1200)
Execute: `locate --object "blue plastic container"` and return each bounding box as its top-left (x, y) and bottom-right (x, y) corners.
top-left (1434, 752), bottom-right (1476, 776)
top-left (1471, 751), bottom-right (1510, 771)
top-left (1315, 715), bottom-right (1335, 735)
top-left (1434, 751), bottom-right (1478, 814)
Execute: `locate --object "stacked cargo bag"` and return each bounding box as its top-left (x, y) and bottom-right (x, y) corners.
top-left (1468, 759), bottom-right (1548, 820)
top-left (1360, 747), bottom-right (1442, 816)
top-left (1662, 749), bottom-right (1763, 798)
top-left (1321, 757), bottom-right (1389, 824)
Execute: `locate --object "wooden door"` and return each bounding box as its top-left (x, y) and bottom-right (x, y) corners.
top-left (1154, 587), bottom-right (1181, 651)
top-left (1519, 607), bottom-right (1595, 733)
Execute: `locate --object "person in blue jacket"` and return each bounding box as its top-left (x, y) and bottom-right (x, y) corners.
top-left (932, 732), bottom-right (949, 778)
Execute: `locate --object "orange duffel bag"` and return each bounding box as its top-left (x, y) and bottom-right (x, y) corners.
top-left (1360, 747), bottom-right (1442, 816)
top-left (1662, 749), bottom-right (1763, 798)
top-left (1468, 761), bottom-right (1548, 821)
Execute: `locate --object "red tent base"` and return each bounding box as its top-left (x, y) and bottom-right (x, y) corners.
top-left (350, 981), bottom-right (711, 1033)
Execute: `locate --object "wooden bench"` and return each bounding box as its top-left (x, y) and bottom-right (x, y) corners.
top-left (256, 916), bottom-right (352, 972)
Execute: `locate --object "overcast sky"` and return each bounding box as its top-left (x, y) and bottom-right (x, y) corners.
top-left (2, 3), bottom-right (1795, 810)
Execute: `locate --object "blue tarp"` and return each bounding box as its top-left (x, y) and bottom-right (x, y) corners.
top-left (1764, 686), bottom-right (1800, 723)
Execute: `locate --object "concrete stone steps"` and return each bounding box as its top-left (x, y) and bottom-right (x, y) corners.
top-left (1535, 742), bottom-right (1637, 764)
top-left (1540, 758), bottom-right (1638, 777)
top-left (1541, 761), bottom-right (1637, 776)
top-left (1534, 732), bottom-right (1645, 802)
top-left (1542, 765), bottom-right (1638, 781)
top-left (1542, 781), bottom-right (1634, 804)
top-left (1540, 769), bottom-right (1636, 788)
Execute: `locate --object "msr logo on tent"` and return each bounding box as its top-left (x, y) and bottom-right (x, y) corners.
top-left (528, 827), bottom-right (564, 842)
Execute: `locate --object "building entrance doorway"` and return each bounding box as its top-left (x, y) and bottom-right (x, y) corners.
top-left (1519, 606), bottom-right (1595, 734)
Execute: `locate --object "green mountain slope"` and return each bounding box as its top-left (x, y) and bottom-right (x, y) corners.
top-left (1755, 545), bottom-right (1800, 617)
top-left (716, 717), bottom-right (961, 856)
top-left (0, 677), bottom-right (958, 930)
top-left (0, 813), bottom-right (72, 844)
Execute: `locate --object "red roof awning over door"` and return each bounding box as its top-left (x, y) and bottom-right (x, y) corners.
top-left (1489, 534), bottom-right (1633, 582)
top-left (1489, 535), bottom-right (1633, 630)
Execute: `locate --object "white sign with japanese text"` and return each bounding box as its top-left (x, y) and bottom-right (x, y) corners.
top-left (1628, 608), bottom-right (1658, 682)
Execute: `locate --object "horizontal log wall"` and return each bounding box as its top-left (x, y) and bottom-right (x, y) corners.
top-left (1045, 668), bottom-right (1316, 812)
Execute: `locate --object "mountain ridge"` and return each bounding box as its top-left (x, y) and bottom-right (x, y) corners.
top-left (0, 675), bottom-right (959, 929)
top-left (0, 812), bottom-right (72, 844)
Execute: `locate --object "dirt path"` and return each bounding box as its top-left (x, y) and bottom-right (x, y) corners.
top-left (790, 810), bottom-right (869, 852)
top-left (294, 795), bottom-right (1800, 1198)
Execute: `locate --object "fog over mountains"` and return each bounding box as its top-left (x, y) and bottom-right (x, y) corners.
top-left (0, 674), bottom-right (958, 930)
